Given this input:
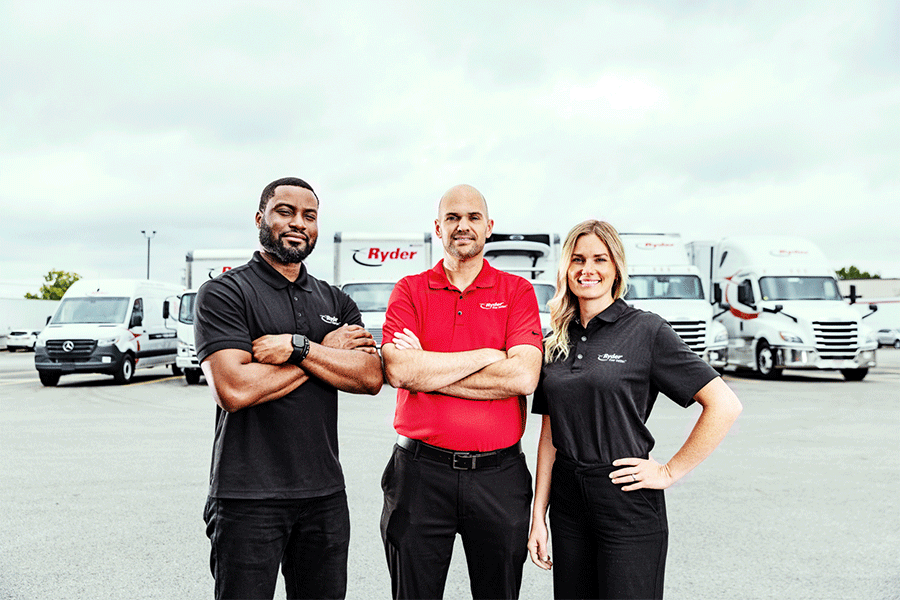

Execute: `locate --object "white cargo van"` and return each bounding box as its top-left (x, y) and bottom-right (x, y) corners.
top-left (334, 232), bottom-right (432, 346)
top-left (687, 236), bottom-right (878, 380)
top-left (621, 234), bottom-right (728, 368)
top-left (34, 279), bottom-right (183, 386)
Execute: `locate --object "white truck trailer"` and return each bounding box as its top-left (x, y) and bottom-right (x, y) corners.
top-left (334, 232), bottom-right (433, 346)
top-left (620, 233), bottom-right (728, 368)
top-left (687, 235), bottom-right (878, 380)
top-left (184, 249), bottom-right (257, 288)
top-left (34, 279), bottom-right (183, 386)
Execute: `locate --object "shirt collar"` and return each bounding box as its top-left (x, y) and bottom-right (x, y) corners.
top-left (249, 251), bottom-right (313, 292)
top-left (427, 258), bottom-right (499, 291)
top-left (575, 298), bottom-right (628, 330)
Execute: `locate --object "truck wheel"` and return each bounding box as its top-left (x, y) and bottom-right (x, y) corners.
top-left (894, 339), bottom-right (900, 349)
top-left (185, 369), bottom-right (202, 385)
top-left (841, 368), bottom-right (868, 381)
top-left (756, 341), bottom-right (781, 379)
top-left (38, 371), bottom-right (60, 387)
top-left (114, 354), bottom-right (135, 384)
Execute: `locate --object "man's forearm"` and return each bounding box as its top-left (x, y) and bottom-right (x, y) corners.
top-left (382, 345), bottom-right (506, 392)
top-left (436, 351), bottom-right (540, 399)
top-left (302, 343), bottom-right (383, 395)
top-left (202, 355), bottom-right (309, 413)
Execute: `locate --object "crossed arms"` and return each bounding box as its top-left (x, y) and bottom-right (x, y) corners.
top-left (202, 324), bottom-right (383, 412)
top-left (382, 328), bottom-right (541, 400)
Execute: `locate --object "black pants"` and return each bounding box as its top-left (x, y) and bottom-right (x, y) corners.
top-left (204, 491), bottom-right (350, 600)
top-left (549, 457), bottom-right (668, 600)
top-left (380, 442), bottom-right (533, 600)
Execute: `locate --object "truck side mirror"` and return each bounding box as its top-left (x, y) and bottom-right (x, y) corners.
top-left (163, 300), bottom-right (170, 320)
top-left (713, 284), bottom-right (722, 304)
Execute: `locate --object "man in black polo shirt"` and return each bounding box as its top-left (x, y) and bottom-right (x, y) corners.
top-left (195, 177), bottom-right (383, 600)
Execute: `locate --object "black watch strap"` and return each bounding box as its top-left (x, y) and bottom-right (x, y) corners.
top-left (289, 334), bottom-right (310, 366)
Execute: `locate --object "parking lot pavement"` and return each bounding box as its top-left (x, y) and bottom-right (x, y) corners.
top-left (1, 350), bottom-right (898, 599)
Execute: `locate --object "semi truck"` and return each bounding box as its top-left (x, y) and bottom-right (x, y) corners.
top-left (334, 232), bottom-right (433, 346)
top-left (687, 235), bottom-right (878, 380)
top-left (34, 279), bottom-right (183, 386)
top-left (620, 233), bottom-right (728, 369)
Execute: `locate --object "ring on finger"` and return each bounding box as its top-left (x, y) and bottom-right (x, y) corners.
top-left (631, 474), bottom-right (638, 482)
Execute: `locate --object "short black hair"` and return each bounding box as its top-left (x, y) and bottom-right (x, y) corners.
top-left (259, 177), bottom-right (318, 212)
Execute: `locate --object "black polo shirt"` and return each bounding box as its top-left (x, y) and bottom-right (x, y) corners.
top-left (194, 251), bottom-right (363, 499)
top-left (532, 298), bottom-right (718, 466)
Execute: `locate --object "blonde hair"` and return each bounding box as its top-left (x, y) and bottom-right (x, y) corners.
top-left (544, 220), bottom-right (629, 363)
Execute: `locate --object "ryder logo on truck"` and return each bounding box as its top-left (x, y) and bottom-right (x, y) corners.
top-left (352, 246), bottom-right (420, 268)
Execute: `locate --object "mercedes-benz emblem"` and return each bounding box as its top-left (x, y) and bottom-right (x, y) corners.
top-left (62, 340), bottom-right (75, 352)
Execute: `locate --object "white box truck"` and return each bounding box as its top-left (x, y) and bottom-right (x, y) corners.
top-left (34, 279), bottom-right (183, 386)
top-left (484, 232), bottom-right (561, 338)
top-left (184, 249), bottom-right (256, 288)
top-left (621, 233), bottom-right (728, 368)
top-left (687, 235), bottom-right (878, 380)
top-left (173, 249), bottom-right (257, 383)
top-left (334, 232), bottom-right (433, 346)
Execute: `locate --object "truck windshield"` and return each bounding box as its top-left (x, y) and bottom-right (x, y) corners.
top-left (759, 277), bottom-right (842, 301)
top-left (51, 297), bottom-right (130, 324)
top-left (532, 284), bottom-right (554, 313)
top-left (624, 275), bottom-right (704, 300)
top-left (179, 293), bottom-right (196, 324)
top-left (342, 283), bottom-right (396, 312)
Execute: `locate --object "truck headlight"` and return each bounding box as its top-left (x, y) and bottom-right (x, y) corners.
top-left (779, 331), bottom-right (803, 344)
top-left (98, 336), bottom-right (121, 346)
top-left (35, 337), bottom-right (46, 348)
top-left (714, 330), bottom-right (728, 343)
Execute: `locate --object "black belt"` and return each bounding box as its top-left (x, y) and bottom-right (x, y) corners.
top-left (396, 435), bottom-right (522, 471)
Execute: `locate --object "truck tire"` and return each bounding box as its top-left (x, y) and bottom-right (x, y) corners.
top-left (841, 368), bottom-right (868, 381)
top-left (113, 354), bottom-right (135, 384)
top-left (755, 340), bottom-right (781, 379)
top-left (185, 368), bottom-right (201, 385)
top-left (894, 339), bottom-right (900, 349)
top-left (38, 371), bottom-right (60, 387)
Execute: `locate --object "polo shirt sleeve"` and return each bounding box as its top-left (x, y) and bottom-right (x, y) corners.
top-left (382, 277), bottom-right (416, 344)
top-left (506, 279), bottom-right (543, 351)
top-left (530, 367), bottom-right (549, 415)
top-left (194, 278), bottom-right (253, 363)
top-left (336, 287), bottom-right (365, 328)
top-left (649, 320), bottom-right (719, 408)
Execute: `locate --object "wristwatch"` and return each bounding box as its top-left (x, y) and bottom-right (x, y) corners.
top-left (289, 334), bottom-right (310, 366)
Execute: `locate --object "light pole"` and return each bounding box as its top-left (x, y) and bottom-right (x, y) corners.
top-left (141, 230), bottom-right (156, 280)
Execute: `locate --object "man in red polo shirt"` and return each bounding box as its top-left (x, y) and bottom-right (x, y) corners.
top-left (380, 184), bottom-right (543, 600)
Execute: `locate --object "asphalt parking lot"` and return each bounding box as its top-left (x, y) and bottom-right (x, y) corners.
top-left (1, 349), bottom-right (899, 599)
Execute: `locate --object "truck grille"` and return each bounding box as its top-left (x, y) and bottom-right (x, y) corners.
top-left (46, 339), bottom-right (97, 361)
top-left (669, 320), bottom-right (706, 355)
top-left (813, 321), bottom-right (858, 360)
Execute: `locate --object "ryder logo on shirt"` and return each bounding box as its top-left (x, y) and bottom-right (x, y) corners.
top-left (479, 302), bottom-right (508, 310)
top-left (320, 314), bottom-right (340, 325)
top-left (598, 353), bottom-right (627, 364)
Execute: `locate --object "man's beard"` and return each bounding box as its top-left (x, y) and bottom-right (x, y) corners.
top-left (259, 219), bottom-right (316, 264)
top-left (445, 235), bottom-right (483, 260)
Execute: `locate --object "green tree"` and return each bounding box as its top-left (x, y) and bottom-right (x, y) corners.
top-left (24, 270), bottom-right (82, 300)
top-left (835, 266), bottom-right (880, 280)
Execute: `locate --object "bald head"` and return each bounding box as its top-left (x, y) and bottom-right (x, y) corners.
top-left (435, 184), bottom-right (494, 262)
top-left (437, 184), bottom-right (489, 221)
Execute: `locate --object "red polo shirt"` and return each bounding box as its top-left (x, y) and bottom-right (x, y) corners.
top-left (383, 259), bottom-right (543, 451)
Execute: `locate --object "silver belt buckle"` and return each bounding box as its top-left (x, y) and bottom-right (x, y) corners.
top-left (452, 452), bottom-right (475, 470)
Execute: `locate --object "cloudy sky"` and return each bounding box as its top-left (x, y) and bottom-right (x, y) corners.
top-left (1, 0), bottom-right (898, 297)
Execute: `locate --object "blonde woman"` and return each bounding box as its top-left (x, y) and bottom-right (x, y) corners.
top-left (527, 220), bottom-right (742, 599)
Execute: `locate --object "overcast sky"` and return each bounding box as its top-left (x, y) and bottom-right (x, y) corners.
top-left (1, 0), bottom-right (898, 297)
